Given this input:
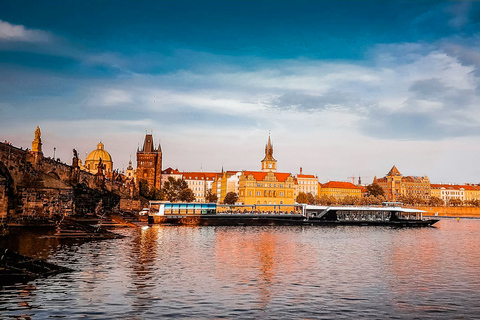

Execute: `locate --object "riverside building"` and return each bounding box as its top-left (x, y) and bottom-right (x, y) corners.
top-left (318, 181), bottom-right (362, 201)
top-left (237, 135), bottom-right (296, 206)
top-left (374, 165), bottom-right (430, 202)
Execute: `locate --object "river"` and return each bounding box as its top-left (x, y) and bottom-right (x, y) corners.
top-left (1, 219), bottom-right (480, 319)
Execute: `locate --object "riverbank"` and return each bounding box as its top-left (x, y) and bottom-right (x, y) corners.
top-left (416, 206), bottom-right (480, 218)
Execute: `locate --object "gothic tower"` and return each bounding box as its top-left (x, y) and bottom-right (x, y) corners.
top-left (136, 133), bottom-right (162, 189)
top-left (261, 134), bottom-right (277, 172)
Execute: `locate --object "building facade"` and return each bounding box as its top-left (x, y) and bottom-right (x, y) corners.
top-left (430, 184), bottom-right (480, 204)
top-left (136, 133), bottom-right (162, 190)
top-left (374, 166), bottom-right (430, 202)
top-left (182, 171), bottom-right (219, 202)
top-left (318, 181), bottom-right (361, 201)
top-left (237, 135), bottom-right (296, 206)
top-left (295, 167), bottom-right (318, 197)
top-left (213, 171), bottom-right (241, 203)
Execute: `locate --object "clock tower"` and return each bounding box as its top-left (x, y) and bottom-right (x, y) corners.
top-left (261, 134), bottom-right (277, 172)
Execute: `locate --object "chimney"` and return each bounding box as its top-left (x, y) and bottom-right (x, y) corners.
top-left (300, 167), bottom-right (303, 175)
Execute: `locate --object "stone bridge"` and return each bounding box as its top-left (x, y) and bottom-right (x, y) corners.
top-left (0, 141), bottom-right (137, 219)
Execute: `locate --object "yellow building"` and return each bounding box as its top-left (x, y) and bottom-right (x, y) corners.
top-left (84, 142), bottom-right (113, 175)
top-left (463, 185), bottom-right (480, 202)
top-left (213, 170), bottom-right (241, 203)
top-left (319, 181), bottom-right (361, 201)
top-left (238, 171), bottom-right (295, 205)
top-left (237, 135), bottom-right (296, 206)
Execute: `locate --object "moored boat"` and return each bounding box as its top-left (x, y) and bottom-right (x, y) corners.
top-left (147, 202), bottom-right (439, 227)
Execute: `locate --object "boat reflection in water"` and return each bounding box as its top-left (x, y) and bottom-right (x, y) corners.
top-left (148, 201), bottom-right (439, 227)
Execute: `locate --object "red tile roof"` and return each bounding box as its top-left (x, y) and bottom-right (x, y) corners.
top-left (321, 181), bottom-right (361, 189)
top-left (182, 172), bottom-right (220, 181)
top-left (431, 184), bottom-right (479, 191)
top-left (162, 167), bottom-right (181, 174)
top-left (297, 174), bottom-right (317, 179)
top-left (243, 171), bottom-right (292, 182)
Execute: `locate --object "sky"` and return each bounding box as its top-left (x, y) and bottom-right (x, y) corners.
top-left (1, 0), bottom-right (480, 184)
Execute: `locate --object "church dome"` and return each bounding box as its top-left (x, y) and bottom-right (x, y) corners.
top-left (86, 142), bottom-right (112, 162)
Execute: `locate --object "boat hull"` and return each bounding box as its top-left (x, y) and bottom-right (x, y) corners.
top-left (148, 214), bottom-right (439, 227)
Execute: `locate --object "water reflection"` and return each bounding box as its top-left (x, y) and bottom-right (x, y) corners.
top-left (1, 220), bottom-right (480, 319)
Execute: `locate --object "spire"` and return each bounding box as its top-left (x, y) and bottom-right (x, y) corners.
top-left (263, 133), bottom-right (275, 161)
top-left (142, 134), bottom-right (155, 153)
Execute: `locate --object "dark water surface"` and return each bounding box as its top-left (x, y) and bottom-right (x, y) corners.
top-left (1, 219), bottom-right (480, 319)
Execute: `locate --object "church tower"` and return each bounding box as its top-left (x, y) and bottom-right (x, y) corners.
top-left (136, 133), bottom-right (162, 189)
top-left (261, 134), bottom-right (277, 172)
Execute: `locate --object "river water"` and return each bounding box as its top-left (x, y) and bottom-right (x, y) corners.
top-left (1, 219), bottom-right (480, 319)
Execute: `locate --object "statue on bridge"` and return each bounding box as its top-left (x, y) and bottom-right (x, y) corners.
top-left (72, 149), bottom-right (79, 168)
top-left (34, 126), bottom-right (41, 140)
top-left (31, 126), bottom-right (43, 154)
top-left (96, 158), bottom-right (105, 176)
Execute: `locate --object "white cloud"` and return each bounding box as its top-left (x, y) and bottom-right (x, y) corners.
top-left (0, 20), bottom-right (52, 43)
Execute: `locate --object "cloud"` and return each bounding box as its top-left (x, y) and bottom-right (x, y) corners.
top-left (0, 20), bottom-right (52, 43)
top-left (446, 1), bottom-right (473, 30)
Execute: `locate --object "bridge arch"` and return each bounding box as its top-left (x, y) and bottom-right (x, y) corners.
top-left (0, 161), bottom-right (17, 218)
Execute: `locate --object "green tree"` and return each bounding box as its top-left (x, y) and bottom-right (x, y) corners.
top-left (205, 189), bottom-right (218, 203)
top-left (223, 192), bottom-right (239, 205)
top-left (179, 188), bottom-right (195, 202)
top-left (138, 179), bottom-right (164, 200)
top-left (296, 192), bottom-right (309, 204)
top-left (163, 177), bottom-right (195, 202)
top-left (366, 183), bottom-right (385, 197)
top-left (149, 187), bottom-right (165, 200)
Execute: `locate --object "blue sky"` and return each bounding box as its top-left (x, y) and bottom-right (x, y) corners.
top-left (1, 0), bottom-right (480, 183)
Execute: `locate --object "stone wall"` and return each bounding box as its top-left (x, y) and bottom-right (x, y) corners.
top-left (19, 187), bottom-right (74, 216)
top-left (417, 206), bottom-right (480, 217)
top-left (119, 199), bottom-right (144, 213)
top-left (0, 180), bottom-right (7, 219)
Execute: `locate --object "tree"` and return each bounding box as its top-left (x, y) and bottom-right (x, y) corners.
top-left (205, 189), bottom-right (218, 203)
top-left (366, 183), bottom-right (385, 197)
top-left (448, 198), bottom-right (463, 207)
top-left (296, 192), bottom-right (309, 204)
top-left (429, 196), bottom-right (444, 207)
top-left (306, 193), bottom-right (316, 205)
top-left (138, 179), bottom-right (164, 200)
top-left (163, 177), bottom-right (195, 202)
top-left (340, 195), bottom-right (356, 205)
top-left (318, 195), bottom-right (336, 205)
top-left (223, 192), bottom-right (239, 205)
top-left (179, 188), bottom-right (195, 202)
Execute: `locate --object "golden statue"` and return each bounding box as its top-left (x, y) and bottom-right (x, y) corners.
top-left (32, 126), bottom-right (43, 154)
top-left (35, 126), bottom-right (41, 140)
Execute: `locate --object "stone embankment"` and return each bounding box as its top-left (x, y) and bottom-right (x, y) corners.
top-left (417, 206), bottom-right (480, 218)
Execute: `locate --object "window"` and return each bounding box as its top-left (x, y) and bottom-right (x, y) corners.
top-left (249, 191), bottom-right (252, 196)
